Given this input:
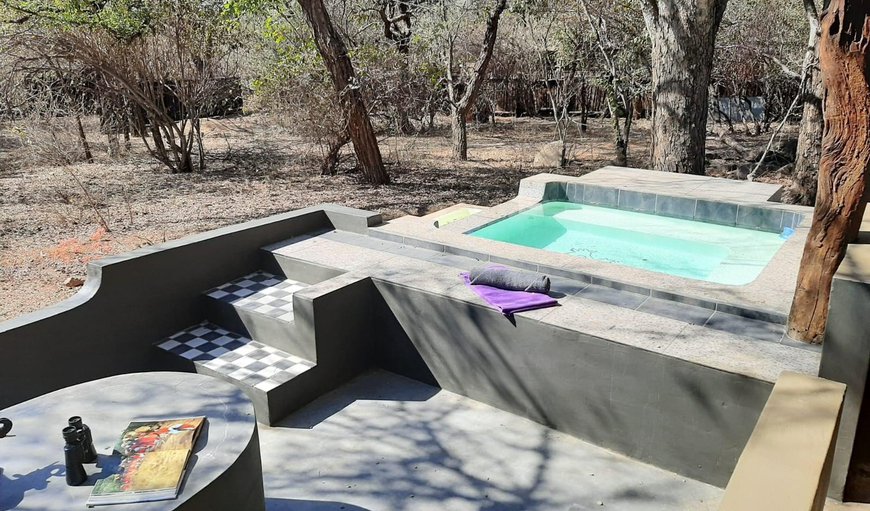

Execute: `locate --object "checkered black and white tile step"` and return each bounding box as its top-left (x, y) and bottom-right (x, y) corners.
top-left (157, 322), bottom-right (315, 392)
top-left (205, 271), bottom-right (306, 323)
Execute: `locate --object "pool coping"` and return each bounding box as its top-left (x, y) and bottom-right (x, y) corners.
top-left (372, 168), bottom-right (814, 323)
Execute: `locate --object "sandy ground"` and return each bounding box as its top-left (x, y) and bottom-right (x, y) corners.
top-left (0, 113), bottom-right (789, 322)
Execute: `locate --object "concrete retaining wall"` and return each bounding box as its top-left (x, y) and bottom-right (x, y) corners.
top-left (0, 204), bottom-right (380, 409)
top-left (821, 244), bottom-right (870, 501)
top-left (371, 279), bottom-right (772, 488)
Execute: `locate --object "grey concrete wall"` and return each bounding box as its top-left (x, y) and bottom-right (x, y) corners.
top-left (370, 280), bottom-right (772, 488)
top-left (0, 205), bottom-right (379, 409)
top-left (820, 244), bottom-right (870, 500)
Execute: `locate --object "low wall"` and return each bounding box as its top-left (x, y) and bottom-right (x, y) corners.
top-left (371, 279), bottom-right (772, 488)
top-left (821, 244), bottom-right (870, 500)
top-left (0, 204), bottom-right (380, 409)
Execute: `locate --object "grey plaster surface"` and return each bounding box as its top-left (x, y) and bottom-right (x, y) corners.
top-left (820, 243), bottom-right (870, 500)
top-left (0, 372), bottom-right (264, 511)
top-left (259, 370), bottom-right (722, 511)
top-left (278, 230), bottom-right (820, 384)
top-left (0, 205), bottom-right (376, 409)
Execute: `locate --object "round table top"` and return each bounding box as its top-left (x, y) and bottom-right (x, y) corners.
top-left (0, 371), bottom-right (257, 510)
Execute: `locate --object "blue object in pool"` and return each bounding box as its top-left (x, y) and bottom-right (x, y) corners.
top-left (780, 226), bottom-right (795, 239)
top-left (469, 202), bottom-right (786, 286)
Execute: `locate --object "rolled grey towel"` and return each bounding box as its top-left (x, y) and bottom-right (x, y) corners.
top-left (469, 266), bottom-right (551, 294)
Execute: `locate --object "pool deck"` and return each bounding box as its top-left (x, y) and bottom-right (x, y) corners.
top-left (271, 226), bottom-right (819, 385)
top-left (261, 370), bottom-right (864, 511)
top-left (260, 369), bottom-right (723, 510)
top-left (378, 167), bottom-right (814, 322)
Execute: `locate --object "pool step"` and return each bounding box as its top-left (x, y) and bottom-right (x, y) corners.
top-left (203, 271), bottom-right (315, 360)
top-left (156, 321), bottom-right (318, 425)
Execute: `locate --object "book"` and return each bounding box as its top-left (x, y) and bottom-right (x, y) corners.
top-left (86, 416), bottom-right (206, 507)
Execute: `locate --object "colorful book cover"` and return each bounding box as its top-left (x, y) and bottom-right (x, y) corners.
top-left (87, 417), bottom-right (205, 507)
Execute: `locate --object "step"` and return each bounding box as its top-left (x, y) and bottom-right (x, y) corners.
top-left (203, 271), bottom-right (314, 360)
top-left (156, 321), bottom-right (317, 425)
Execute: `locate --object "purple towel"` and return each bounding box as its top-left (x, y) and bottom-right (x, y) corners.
top-left (461, 273), bottom-right (558, 315)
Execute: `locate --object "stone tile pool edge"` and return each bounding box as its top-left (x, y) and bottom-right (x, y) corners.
top-left (375, 169), bottom-right (813, 321)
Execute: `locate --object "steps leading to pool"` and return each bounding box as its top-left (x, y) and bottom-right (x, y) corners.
top-left (203, 270), bottom-right (313, 360)
top-left (155, 257), bottom-right (373, 425)
top-left (155, 321), bottom-right (318, 425)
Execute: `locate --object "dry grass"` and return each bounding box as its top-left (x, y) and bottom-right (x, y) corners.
top-left (0, 112), bottom-right (788, 321)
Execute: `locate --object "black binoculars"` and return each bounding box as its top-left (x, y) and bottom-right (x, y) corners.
top-left (62, 416), bottom-right (97, 486)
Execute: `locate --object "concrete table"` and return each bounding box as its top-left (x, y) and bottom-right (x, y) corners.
top-left (0, 371), bottom-right (265, 510)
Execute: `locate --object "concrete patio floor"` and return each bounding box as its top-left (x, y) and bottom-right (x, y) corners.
top-left (258, 370), bottom-right (723, 510)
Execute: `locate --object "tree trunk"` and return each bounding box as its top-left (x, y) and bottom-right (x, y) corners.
top-left (791, 0), bottom-right (823, 206)
top-left (791, 68), bottom-right (823, 205)
top-left (640, 0), bottom-right (729, 174)
top-left (451, 106), bottom-right (467, 160)
top-left (321, 130), bottom-right (350, 175)
top-left (76, 115), bottom-right (93, 163)
top-left (786, 0), bottom-right (870, 344)
top-left (447, 0), bottom-right (508, 161)
top-left (298, 0), bottom-right (390, 185)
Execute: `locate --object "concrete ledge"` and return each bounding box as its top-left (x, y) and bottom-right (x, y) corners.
top-left (822, 244), bottom-right (870, 500)
top-left (0, 204), bottom-right (374, 408)
top-left (720, 372), bottom-right (846, 511)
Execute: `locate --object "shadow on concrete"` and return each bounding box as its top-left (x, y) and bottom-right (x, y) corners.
top-left (260, 370), bottom-right (711, 510)
top-left (0, 463), bottom-right (65, 511)
top-left (266, 498), bottom-right (372, 510)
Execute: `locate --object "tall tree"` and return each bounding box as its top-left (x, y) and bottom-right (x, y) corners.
top-left (787, 0), bottom-right (870, 344)
top-left (378, 0), bottom-right (415, 134)
top-left (297, 0), bottom-right (390, 185)
top-left (638, 0), bottom-right (729, 174)
top-left (790, 0), bottom-right (823, 205)
top-left (443, 0), bottom-right (508, 161)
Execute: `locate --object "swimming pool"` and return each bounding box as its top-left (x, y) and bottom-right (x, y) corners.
top-left (469, 202), bottom-right (787, 285)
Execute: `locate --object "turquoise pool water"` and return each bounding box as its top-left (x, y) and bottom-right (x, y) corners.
top-left (470, 202), bottom-right (786, 285)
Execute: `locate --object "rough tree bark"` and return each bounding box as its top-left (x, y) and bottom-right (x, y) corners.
top-left (445, 0), bottom-right (508, 161)
top-left (791, 0), bottom-right (824, 206)
top-left (298, 0), bottom-right (390, 185)
top-left (379, 0), bottom-right (415, 135)
top-left (639, 0), bottom-right (729, 174)
top-left (786, 0), bottom-right (870, 344)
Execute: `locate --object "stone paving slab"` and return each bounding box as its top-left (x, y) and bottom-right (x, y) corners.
top-left (259, 370), bottom-right (723, 511)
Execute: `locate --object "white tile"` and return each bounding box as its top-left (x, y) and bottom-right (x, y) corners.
top-left (235, 288), bottom-right (255, 298)
top-left (256, 295), bottom-right (279, 304)
top-left (236, 279), bottom-right (256, 288)
top-left (258, 366), bottom-right (282, 379)
top-left (260, 354), bottom-right (284, 365)
top-left (180, 349), bottom-right (203, 360)
top-left (288, 363), bottom-right (311, 375)
top-left (207, 290), bottom-right (229, 299)
top-left (187, 337), bottom-right (207, 348)
top-left (233, 356), bottom-right (257, 367)
top-left (234, 297), bottom-right (254, 307)
top-left (235, 344), bottom-right (256, 355)
top-left (255, 379), bottom-right (281, 391)
top-left (190, 326), bottom-right (212, 336)
top-left (208, 347), bottom-right (230, 358)
top-left (202, 358), bottom-right (229, 370)
top-left (264, 278), bottom-right (281, 286)
top-left (254, 305), bottom-right (275, 314)
top-left (159, 340), bottom-right (181, 350)
top-left (213, 335), bottom-right (235, 346)
top-left (228, 367), bottom-right (254, 380)
top-left (277, 312), bottom-right (295, 322)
